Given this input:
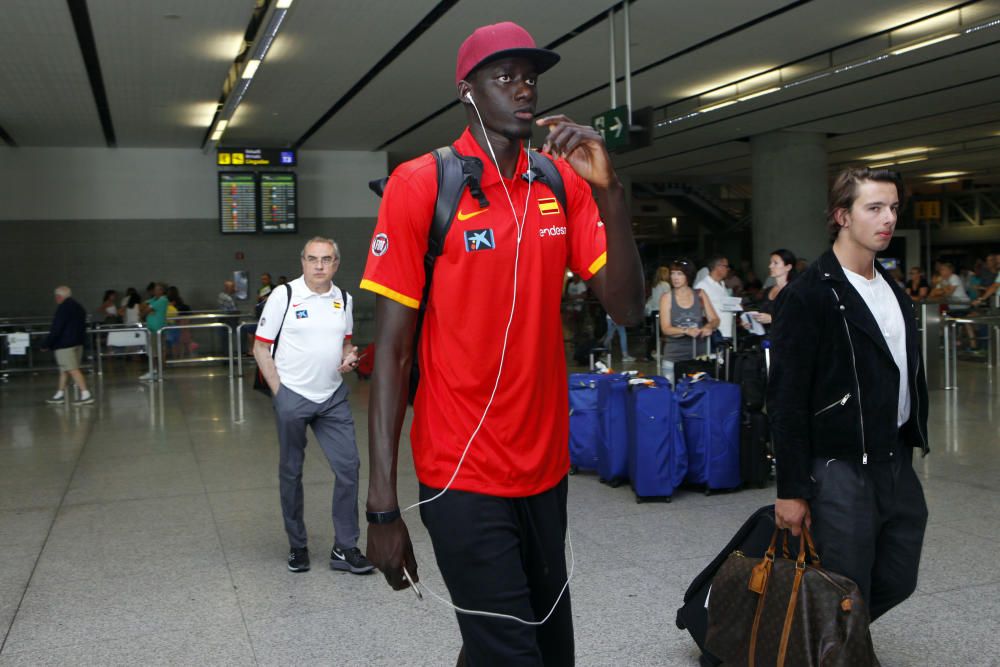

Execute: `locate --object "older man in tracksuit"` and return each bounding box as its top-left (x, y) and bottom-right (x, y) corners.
top-left (769, 166), bottom-right (929, 621)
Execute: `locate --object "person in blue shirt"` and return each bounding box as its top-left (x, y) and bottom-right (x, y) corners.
top-left (43, 286), bottom-right (93, 405)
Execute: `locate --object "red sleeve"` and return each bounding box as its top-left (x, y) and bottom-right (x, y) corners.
top-left (558, 162), bottom-right (607, 279)
top-left (360, 156), bottom-right (436, 309)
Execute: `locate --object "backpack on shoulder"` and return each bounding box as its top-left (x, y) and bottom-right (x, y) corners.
top-left (369, 145), bottom-right (567, 403)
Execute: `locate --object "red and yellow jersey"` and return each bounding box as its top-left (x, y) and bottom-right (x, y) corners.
top-left (361, 128), bottom-right (606, 497)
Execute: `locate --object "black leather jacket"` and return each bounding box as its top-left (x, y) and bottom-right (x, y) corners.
top-left (768, 250), bottom-right (930, 499)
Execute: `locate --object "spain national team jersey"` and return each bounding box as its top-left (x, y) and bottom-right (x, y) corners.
top-left (361, 128), bottom-right (607, 497)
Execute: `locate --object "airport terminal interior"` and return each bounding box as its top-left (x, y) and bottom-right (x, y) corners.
top-left (2, 0), bottom-right (1000, 665)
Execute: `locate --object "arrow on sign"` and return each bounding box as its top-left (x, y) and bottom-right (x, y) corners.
top-left (610, 117), bottom-right (624, 138)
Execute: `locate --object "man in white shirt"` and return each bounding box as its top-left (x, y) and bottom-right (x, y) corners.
top-left (254, 237), bottom-right (373, 575)
top-left (694, 254), bottom-right (734, 343)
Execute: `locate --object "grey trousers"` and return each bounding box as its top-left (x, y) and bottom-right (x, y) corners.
top-left (273, 382), bottom-right (360, 550)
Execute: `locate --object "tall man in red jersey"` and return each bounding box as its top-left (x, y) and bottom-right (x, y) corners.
top-left (360, 22), bottom-right (643, 665)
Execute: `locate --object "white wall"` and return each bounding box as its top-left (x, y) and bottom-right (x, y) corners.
top-left (0, 147), bottom-right (386, 221)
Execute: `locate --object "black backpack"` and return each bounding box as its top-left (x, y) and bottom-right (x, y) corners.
top-left (370, 145), bottom-right (567, 403)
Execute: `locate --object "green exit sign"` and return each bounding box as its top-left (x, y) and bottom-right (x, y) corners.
top-left (592, 106), bottom-right (630, 151)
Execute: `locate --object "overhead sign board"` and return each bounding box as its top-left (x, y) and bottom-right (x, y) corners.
top-left (592, 106), bottom-right (630, 151)
top-left (592, 106), bottom-right (654, 153)
top-left (217, 147), bottom-right (296, 167)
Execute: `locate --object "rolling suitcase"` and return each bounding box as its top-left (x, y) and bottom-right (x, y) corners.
top-left (676, 506), bottom-right (777, 666)
top-left (725, 347), bottom-right (767, 411)
top-left (626, 376), bottom-right (686, 502)
top-left (674, 358), bottom-right (717, 380)
top-left (568, 374), bottom-right (602, 473)
top-left (596, 374), bottom-right (629, 486)
top-left (676, 375), bottom-right (742, 492)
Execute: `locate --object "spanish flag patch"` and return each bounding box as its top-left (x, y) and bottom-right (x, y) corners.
top-left (537, 198), bottom-right (561, 216)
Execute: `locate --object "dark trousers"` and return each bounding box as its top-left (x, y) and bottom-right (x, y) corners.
top-left (808, 446), bottom-right (928, 621)
top-left (419, 477), bottom-right (574, 667)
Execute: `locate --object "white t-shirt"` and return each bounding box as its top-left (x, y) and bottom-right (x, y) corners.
top-left (255, 276), bottom-right (353, 404)
top-left (942, 273), bottom-right (970, 305)
top-left (694, 276), bottom-right (733, 338)
top-left (843, 266), bottom-right (910, 427)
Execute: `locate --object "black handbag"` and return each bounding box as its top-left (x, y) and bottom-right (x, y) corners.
top-left (253, 284), bottom-right (292, 396)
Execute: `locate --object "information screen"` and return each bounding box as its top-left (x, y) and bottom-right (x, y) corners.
top-left (219, 173), bottom-right (258, 234)
top-left (260, 173), bottom-right (297, 233)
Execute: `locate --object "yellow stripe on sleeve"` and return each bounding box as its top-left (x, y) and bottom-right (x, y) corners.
top-left (586, 252), bottom-right (607, 278)
top-left (359, 279), bottom-right (421, 309)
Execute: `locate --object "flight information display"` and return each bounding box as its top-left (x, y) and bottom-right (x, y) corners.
top-left (219, 173), bottom-right (258, 233)
top-left (260, 173), bottom-right (297, 233)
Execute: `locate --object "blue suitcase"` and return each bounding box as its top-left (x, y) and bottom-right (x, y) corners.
top-left (568, 374), bottom-right (602, 473)
top-left (676, 375), bottom-right (742, 492)
top-left (627, 376), bottom-right (687, 502)
top-left (596, 374), bottom-right (629, 486)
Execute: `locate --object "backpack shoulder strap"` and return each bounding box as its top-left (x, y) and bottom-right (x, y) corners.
top-left (525, 151), bottom-right (567, 212)
top-left (271, 283), bottom-right (293, 358)
top-left (427, 146), bottom-right (486, 262)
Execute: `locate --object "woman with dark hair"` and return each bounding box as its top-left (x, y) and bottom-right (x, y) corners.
top-left (99, 289), bottom-right (121, 324)
top-left (744, 249), bottom-right (796, 330)
top-left (658, 258), bottom-right (719, 382)
top-left (119, 288), bottom-right (142, 325)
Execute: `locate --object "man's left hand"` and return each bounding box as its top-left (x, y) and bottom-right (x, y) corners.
top-left (536, 115), bottom-right (617, 190)
top-left (338, 345), bottom-right (359, 373)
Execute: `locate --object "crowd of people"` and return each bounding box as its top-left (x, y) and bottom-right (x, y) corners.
top-left (562, 246), bottom-right (999, 369)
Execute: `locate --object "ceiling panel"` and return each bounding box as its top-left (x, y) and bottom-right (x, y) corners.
top-left (225, 0), bottom-right (441, 146)
top-left (88, 0), bottom-right (257, 147)
top-left (0, 0), bottom-right (104, 146)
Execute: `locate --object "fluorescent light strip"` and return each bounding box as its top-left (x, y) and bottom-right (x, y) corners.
top-left (891, 33), bottom-right (958, 55)
top-left (276, 0), bottom-right (294, 7)
top-left (862, 146), bottom-right (930, 160)
top-left (698, 99), bottom-right (737, 113)
top-left (923, 171), bottom-right (966, 178)
top-left (738, 87), bottom-right (780, 101)
top-left (241, 59), bottom-right (260, 79)
top-left (868, 156), bottom-right (928, 168)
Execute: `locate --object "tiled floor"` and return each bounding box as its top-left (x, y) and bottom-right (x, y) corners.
top-left (1, 357), bottom-right (998, 666)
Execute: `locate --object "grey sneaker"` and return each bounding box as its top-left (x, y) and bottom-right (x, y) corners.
top-left (287, 547), bottom-right (310, 572)
top-left (73, 394), bottom-right (95, 406)
top-left (330, 546), bottom-right (374, 574)
top-left (46, 394), bottom-right (65, 404)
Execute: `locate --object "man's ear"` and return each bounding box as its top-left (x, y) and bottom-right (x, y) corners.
top-left (457, 81), bottom-right (473, 104)
top-left (833, 207), bottom-right (850, 230)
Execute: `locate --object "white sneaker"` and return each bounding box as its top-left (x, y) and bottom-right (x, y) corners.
top-left (74, 392), bottom-right (95, 406)
top-left (138, 372), bottom-right (155, 381)
top-left (46, 393), bottom-right (65, 404)
top-left (622, 356), bottom-right (636, 362)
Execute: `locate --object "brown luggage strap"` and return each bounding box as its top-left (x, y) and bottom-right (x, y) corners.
top-left (748, 527), bottom-right (822, 667)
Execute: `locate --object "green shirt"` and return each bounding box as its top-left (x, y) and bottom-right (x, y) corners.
top-left (145, 296), bottom-right (168, 332)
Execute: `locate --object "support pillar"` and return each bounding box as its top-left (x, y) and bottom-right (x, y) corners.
top-left (750, 131), bottom-right (828, 276)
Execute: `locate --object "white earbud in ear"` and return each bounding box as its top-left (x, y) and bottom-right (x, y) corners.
top-left (464, 91), bottom-right (474, 102)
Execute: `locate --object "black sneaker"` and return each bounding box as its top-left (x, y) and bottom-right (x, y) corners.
top-left (330, 546), bottom-right (374, 574)
top-left (287, 547), bottom-right (310, 572)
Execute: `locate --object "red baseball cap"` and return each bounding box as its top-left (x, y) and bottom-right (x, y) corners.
top-left (455, 22), bottom-right (560, 84)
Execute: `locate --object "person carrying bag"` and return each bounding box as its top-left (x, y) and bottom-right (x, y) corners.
top-left (704, 524), bottom-right (878, 667)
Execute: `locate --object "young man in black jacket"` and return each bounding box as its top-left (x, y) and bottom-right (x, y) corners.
top-left (768, 167), bottom-right (929, 621)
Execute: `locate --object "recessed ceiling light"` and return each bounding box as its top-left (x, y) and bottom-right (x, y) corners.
top-left (923, 171), bottom-right (967, 178)
top-left (737, 87), bottom-right (780, 102)
top-left (276, 0), bottom-right (294, 7)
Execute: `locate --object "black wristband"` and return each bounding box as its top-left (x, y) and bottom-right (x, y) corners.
top-left (366, 508), bottom-right (401, 524)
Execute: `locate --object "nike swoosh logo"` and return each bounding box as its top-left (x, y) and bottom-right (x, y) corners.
top-left (456, 208), bottom-right (487, 221)
top-left (292, 303), bottom-right (303, 307)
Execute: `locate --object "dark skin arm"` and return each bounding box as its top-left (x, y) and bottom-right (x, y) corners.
top-left (365, 296), bottom-right (420, 590)
top-left (536, 115), bottom-right (645, 325)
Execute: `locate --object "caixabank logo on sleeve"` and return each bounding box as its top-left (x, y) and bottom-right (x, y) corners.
top-left (464, 229), bottom-right (495, 252)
